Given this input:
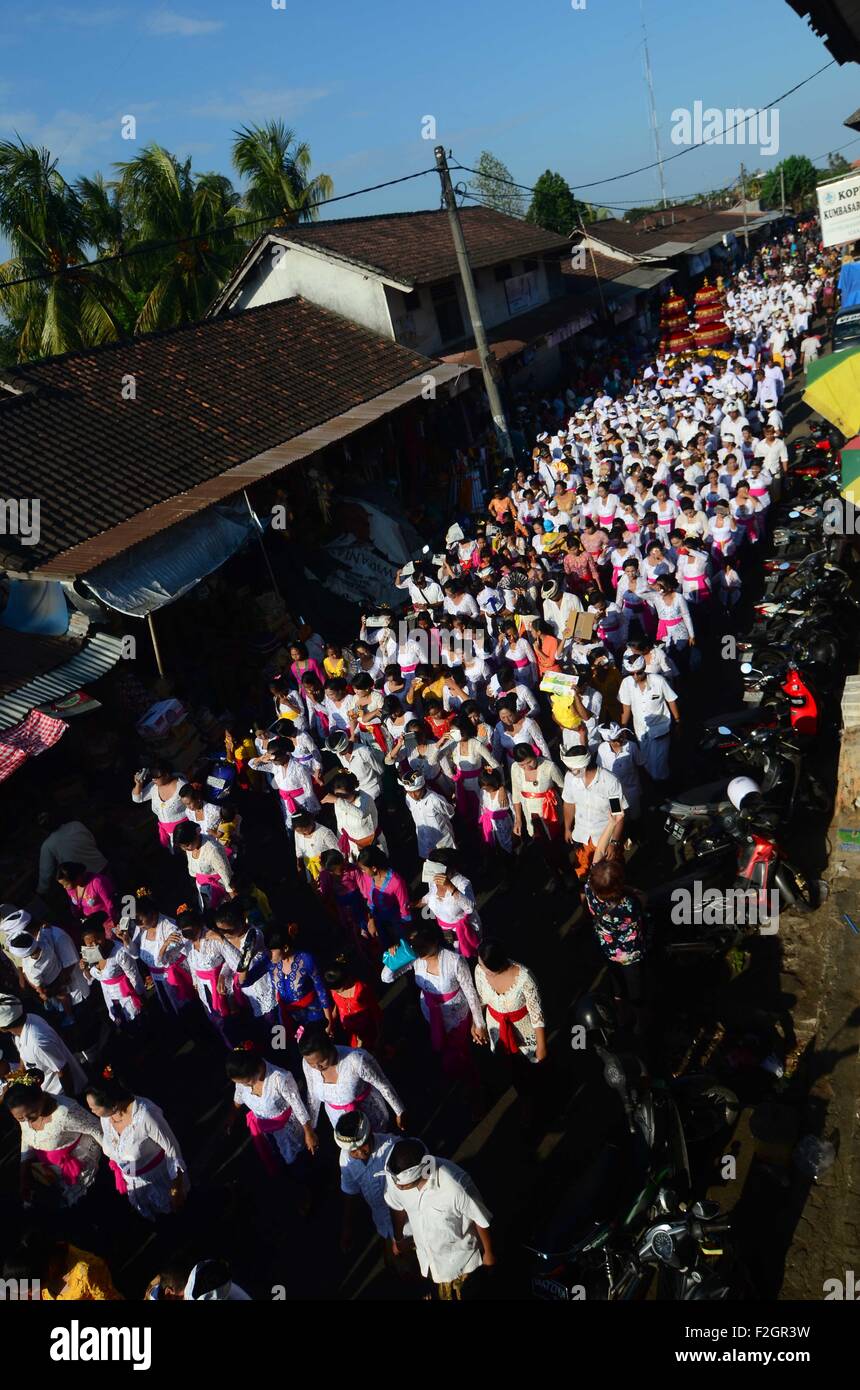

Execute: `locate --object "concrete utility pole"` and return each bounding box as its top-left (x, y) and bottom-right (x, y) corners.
top-left (780, 165), bottom-right (786, 217)
top-left (740, 163), bottom-right (750, 254)
top-left (434, 146), bottom-right (513, 460)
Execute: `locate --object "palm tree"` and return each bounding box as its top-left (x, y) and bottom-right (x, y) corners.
top-left (231, 120), bottom-right (333, 229)
top-left (0, 139), bottom-right (129, 360)
top-left (76, 172), bottom-right (128, 258)
top-left (115, 144), bottom-right (243, 332)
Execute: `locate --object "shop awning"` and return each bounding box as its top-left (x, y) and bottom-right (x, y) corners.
top-left (0, 629), bottom-right (124, 732)
top-left (83, 500), bottom-right (261, 618)
top-left (612, 267), bottom-right (676, 291)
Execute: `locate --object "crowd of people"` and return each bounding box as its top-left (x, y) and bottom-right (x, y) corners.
top-left (0, 218), bottom-right (840, 1302)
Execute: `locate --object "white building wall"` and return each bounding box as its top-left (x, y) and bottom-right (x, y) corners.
top-left (235, 244), bottom-right (394, 340)
top-left (386, 258), bottom-right (554, 356)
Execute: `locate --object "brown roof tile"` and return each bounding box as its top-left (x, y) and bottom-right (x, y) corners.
top-left (0, 298), bottom-right (437, 574)
top-left (255, 206), bottom-right (570, 287)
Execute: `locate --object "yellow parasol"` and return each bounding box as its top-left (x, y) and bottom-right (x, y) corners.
top-left (802, 349), bottom-right (860, 439)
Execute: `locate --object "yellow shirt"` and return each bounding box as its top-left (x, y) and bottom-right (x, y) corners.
top-left (42, 1245), bottom-right (123, 1301)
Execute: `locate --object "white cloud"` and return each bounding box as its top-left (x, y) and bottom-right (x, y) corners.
top-left (191, 87), bottom-right (330, 123)
top-left (0, 104), bottom-right (160, 167)
top-left (146, 9), bottom-right (224, 37)
top-left (21, 6), bottom-right (124, 26)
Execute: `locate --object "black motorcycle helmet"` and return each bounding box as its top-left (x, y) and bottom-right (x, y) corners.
top-left (572, 993), bottom-right (616, 1037)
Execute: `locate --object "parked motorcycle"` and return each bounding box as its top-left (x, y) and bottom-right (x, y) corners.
top-left (528, 995), bottom-right (737, 1299)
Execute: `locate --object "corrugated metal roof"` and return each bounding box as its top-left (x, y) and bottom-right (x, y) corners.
top-left (613, 266), bottom-right (676, 291)
top-left (0, 631), bottom-right (125, 732)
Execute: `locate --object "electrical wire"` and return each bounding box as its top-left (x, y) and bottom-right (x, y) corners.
top-left (0, 166), bottom-right (439, 290)
top-left (452, 57), bottom-right (836, 195)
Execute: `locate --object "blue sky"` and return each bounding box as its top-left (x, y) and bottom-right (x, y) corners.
top-left (2, 0), bottom-right (859, 220)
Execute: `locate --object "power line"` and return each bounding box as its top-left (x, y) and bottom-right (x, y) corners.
top-left (0, 166), bottom-right (439, 291)
top-left (453, 56), bottom-right (836, 197)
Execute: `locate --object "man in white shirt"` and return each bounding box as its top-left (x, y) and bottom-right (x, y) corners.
top-left (384, 1138), bottom-right (494, 1297)
top-left (335, 1112), bottom-right (397, 1246)
top-left (327, 731), bottom-right (384, 800)
top-left (400, 775), bottom-right (456, 859)
top-left (800, 334), bottom-right (820, 370)
top-left (618, 659), bottom-right (680, 782)
top-left (36, 815), bottom-right (108, 898)
top-left (753, 424), bottom-right (788, 477)
top-left (560, 748), bottom-right (626, 878)
top-left (0, 995), bottom-right (88, 1095)
top-left (395, 564), bottom-right (444, 611)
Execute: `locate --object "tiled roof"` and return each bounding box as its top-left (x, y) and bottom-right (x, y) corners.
top-left (561, 248), bottom-right (640, 283)
top-left (228, 206), bottom-right (571, 292)
top-left (0, 298), bottom-right (438, 576)
top-left (586, 209), bottom-right (741, 256)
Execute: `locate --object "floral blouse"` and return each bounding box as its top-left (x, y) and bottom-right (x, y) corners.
top-left (270, 950), bottom-right (331, 1020)
top-left (583, 881), bottom-right (646, 965)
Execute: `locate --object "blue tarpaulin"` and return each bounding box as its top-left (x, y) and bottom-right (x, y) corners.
top-left (1, 579), bottom-right (70, 635)
top-left (83, 501), bottom-right (261, 618)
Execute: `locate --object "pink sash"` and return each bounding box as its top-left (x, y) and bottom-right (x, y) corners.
top-left (421, 987), bottom-right (461, 1050)
top-left (327, 1084), bottom-right (371, 1114)
top-left (108, 1145), bottom-right (165, 1195)
top-left (194, 964), bottom-right (230, 1016)
top-left (479, 807), bottom-right (510, 844)
top-left (158, 816), bottom-right (185, 849)
top-left (30, 1135), bottom-right (83, 1185)
top-left (748, 486), bottom-right (768, 497)
top-left (278, 787), bottom-right (305, 816)
top-left (101, 972), bottom-right (143, 1013)
top-left (452, 767), bottom-right (480, 819)
top-left (684, 572), bottom-right (711, 597)
top-left (656, 614), bottom-right (684, 641)
top-left (149, 959), bottom-right (196, 1003)
top-left (246, 1109), bottom-right (292, 1176)
top-left (194, 871), bottom-right (226, 909)
top-left (437, 915), bottom-right (480, 960)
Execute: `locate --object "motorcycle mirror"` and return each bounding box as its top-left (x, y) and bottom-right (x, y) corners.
top-left (778, 562), bottom-right (791, 571)
top-left (717, 725), bottom-right (734, 735)
top-left (690, 1199), bottom-right (721, 1221)
top-left (788, 510), bottom-right (801, 519)
top-left (739, 663), bottom-right (753, 675)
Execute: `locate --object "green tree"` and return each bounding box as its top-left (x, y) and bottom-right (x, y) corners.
top-left (0, 139), bottom-right (129, 361)
top-left (115, 144), bottom-right (243, 333)
top-left (820, 151), bottom-right (852, 180)
top-left (467, 150), bottom-right (524, 218)
top-left (231, 120), bottom-right (333, 229)
top-left (525, 170), bottom-right (585, 236)
top-left (759, 155), bottom-right (818, 211)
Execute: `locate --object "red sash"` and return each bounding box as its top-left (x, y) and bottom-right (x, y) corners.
top-left (486, 1003), bottom-right (529, 1054)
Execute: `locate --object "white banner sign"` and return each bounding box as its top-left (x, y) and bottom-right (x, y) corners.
top-left (817, 174), bottom-right (860, 249)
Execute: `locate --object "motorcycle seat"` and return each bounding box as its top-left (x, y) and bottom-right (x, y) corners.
top-left (536, 1144), bottom-right (637, 1254)
top-left (703, 708), bottom-right (769, 730)
top-left (664, 779), bottom-right (729, 817)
